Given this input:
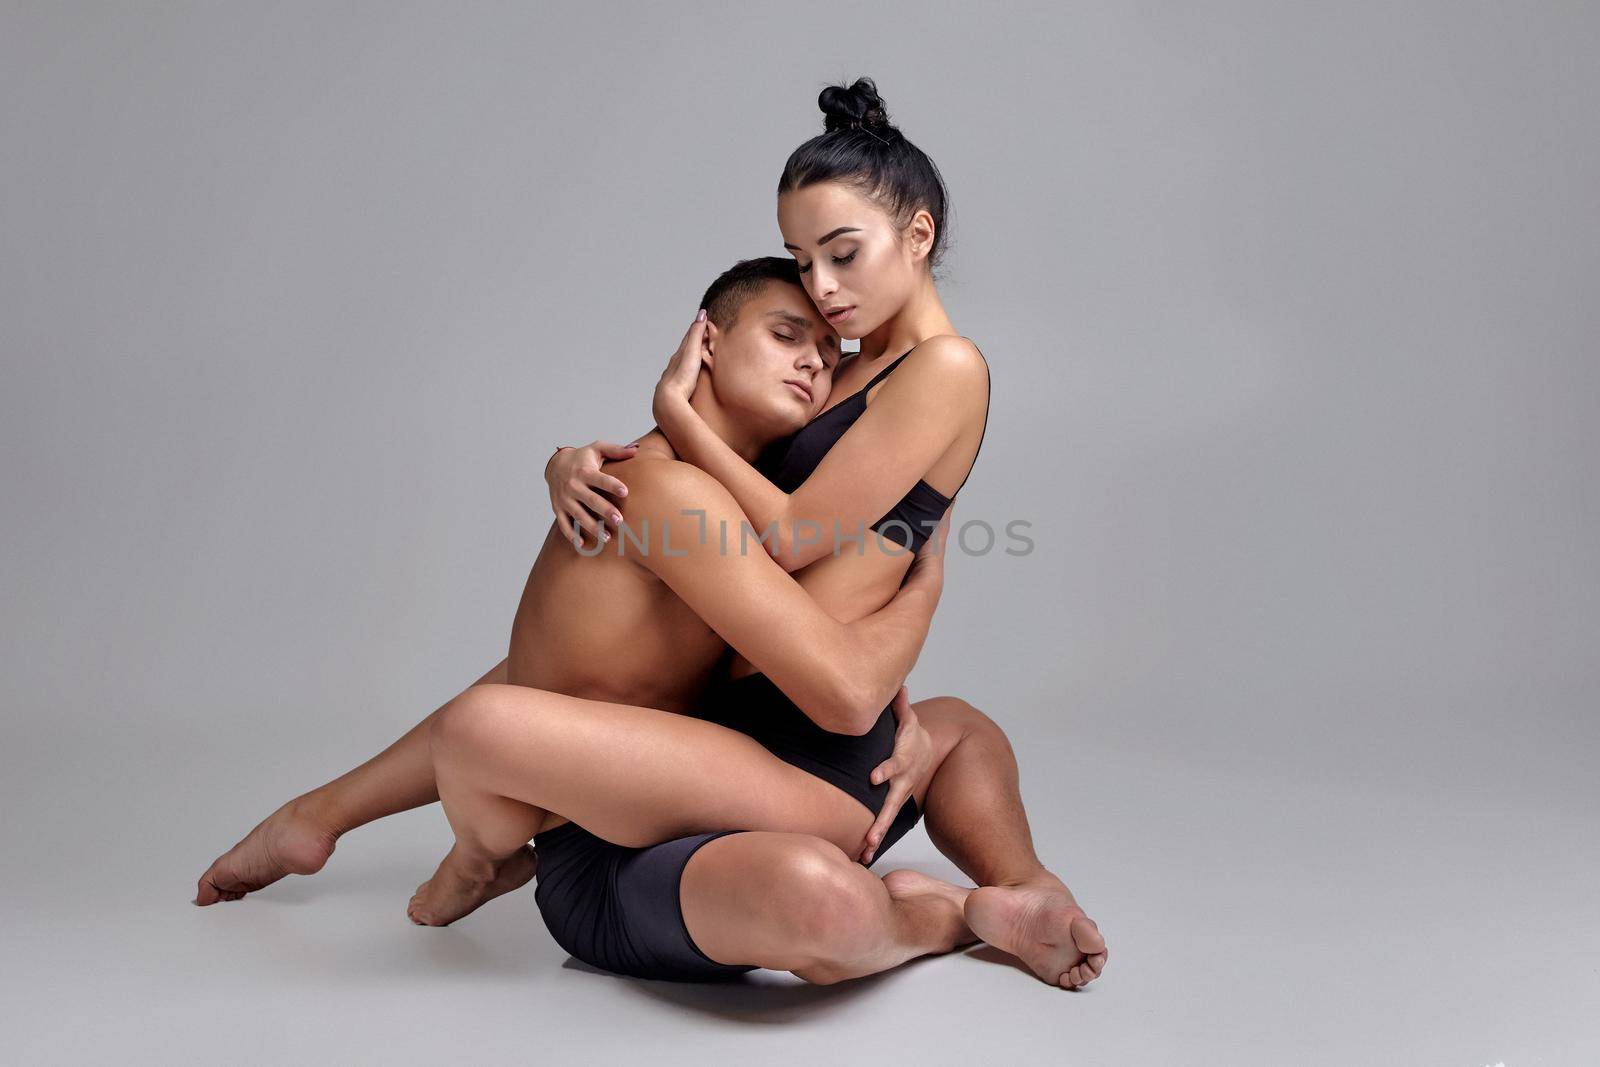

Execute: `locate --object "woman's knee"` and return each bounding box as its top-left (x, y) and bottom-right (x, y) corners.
top-left (430, 683), bottom-right (524, 757)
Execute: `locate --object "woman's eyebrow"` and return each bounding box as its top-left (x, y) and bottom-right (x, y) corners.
top-left (783, 226), bottom-right (862, 251)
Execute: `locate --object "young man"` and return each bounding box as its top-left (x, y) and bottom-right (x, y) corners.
top-left (195, 258), bottom-right (1107, 989)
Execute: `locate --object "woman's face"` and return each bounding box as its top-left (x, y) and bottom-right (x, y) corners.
top-left (777, 182), bottom-right (930, 342)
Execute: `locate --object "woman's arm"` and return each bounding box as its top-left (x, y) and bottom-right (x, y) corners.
top-left (655, 329), bottom-right (988, 572)
top-left (620, 458), bottom-right (949, 735)
top-left (545, 439), bottom-right (638, 546)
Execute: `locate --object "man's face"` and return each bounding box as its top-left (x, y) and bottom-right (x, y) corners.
top-left (705, 279), bottom-right (842, 441)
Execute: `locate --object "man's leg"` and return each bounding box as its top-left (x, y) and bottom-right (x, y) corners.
top-left (912, 696), bottom-right (1109, 990)
top-left (193, 657), bottom-right (507, 905)
top-left (679, 832), bottom-right (976, 984)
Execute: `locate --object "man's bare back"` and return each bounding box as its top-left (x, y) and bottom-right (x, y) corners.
top-left (508, 436), bottom-right (916, 709)
top-left (508, 449), bottom-right (729, 715)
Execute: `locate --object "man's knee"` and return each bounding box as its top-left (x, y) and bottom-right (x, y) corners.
top-left (917, 695), bottom-right (1009, 746)
top-left (770, 839), bottom-right (880, 973)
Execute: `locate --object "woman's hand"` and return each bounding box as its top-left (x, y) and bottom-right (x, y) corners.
top-left (545, 440), bottom-right (637, 548)
top-left (858, 686), bottom-right (932, 865)
top-left (651, 309), bottom-right (709, 438)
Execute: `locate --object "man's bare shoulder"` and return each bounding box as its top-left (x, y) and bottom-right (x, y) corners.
top-left (612, 454), bottom-right (735, 521)
top-left (600, 456), bottom-right (739, 568)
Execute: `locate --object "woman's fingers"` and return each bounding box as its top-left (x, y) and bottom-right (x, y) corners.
top-left (573, 485), bottom-right (624, 529)
top-left (591, 440), bottom-right (638, 463)
top-left (561, 453), bottom-right (629, 507)
top-left (568, 506), bottom-right (608, 547)
top-left (672, 313), bottom-right (708, 373)
top-left (677, 309), bottom-right (707, 348)
top-left (653, 312), bottom-right (710, 422)
top-left (554, 511), bottom-right (576, 546)
top-left (679, 321), bottom-right (707, 370)
top-left (591, 471), bottom-right (629, 499)
top-left (663, 314), bottom-right (704, 377)
top-left (566, 509), bottom-right (592, 546)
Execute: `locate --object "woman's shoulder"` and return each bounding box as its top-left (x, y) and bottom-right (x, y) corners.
top-left (899, 333), bottom-right (989, 394)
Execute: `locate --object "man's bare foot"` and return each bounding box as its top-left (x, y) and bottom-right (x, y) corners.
top-left (406, 844), bottom-right (537, 927)
top-left (964, 877), bottom-right (1108, 989)
top-left (882, 869), bottom-right (982, 954)
top-left (194, 796), bottom-right (343, 905)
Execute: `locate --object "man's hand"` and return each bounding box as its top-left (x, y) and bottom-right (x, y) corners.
top-left (900, 506), bottom-right (952, 597)
top-left (652, 309), bottom-right (709, 432)
top-left (858, 686), bottom-right (932, 865)
top-left (546, 440), bottom-right (637, 548)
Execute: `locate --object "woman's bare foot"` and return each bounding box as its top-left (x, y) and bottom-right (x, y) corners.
top-left (406, 844), bottom-right (537, 927)
top-left (193, 796), bottom-right (343, 905)
top-left (881, 868), bottom-right (981, 954)
top-left (964, 877), bottom-right (1108, 989)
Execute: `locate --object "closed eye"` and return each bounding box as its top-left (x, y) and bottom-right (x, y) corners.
top-left (796, 251), bottom-right (857, 274)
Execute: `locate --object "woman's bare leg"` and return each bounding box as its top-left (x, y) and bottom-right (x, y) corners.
top-left (405, 682), bottom-right (896, 925)
top-left (679, 832), bottom-right (978, 984)
top-left (193, 657), bottom-right (507, 905)
top-left (913, 696), bottom-right (1108, 990)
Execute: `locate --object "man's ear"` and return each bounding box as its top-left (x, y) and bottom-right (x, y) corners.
top-left (702, 321), bottom-right (718, 369)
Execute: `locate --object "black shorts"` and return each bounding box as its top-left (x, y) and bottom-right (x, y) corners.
top-left (532, 672), bottom-right (924, 982)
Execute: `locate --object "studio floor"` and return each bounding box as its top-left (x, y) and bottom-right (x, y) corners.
top-left (7, 715), bottom-right (1593, 1066)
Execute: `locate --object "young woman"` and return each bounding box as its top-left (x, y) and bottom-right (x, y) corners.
top-left (196, 78), bottom-right (1106, 989)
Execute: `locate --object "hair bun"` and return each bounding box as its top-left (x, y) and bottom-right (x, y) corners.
top-left (818, 77), bottom-right (894, 135)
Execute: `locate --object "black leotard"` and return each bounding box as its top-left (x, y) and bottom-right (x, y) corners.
top-left (759, 338), bottom-right (990, 551)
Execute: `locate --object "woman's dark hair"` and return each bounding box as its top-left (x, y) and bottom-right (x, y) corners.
top-left (778, 77), bottom-right (951, 274)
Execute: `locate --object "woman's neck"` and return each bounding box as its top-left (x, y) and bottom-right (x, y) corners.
top-left (855, 272), bottom-right (958, 363)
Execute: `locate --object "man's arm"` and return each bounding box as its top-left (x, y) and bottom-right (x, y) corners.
top-left (617, 459), bottom-right (945, 735)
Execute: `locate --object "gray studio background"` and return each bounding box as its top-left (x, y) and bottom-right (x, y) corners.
top-left (3, 2), bottom-right (1595, 1064)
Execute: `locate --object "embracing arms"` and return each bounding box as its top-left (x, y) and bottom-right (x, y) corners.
top-left (546, 314), bottom-right (988, 571)
top-left (649, 322), bottom-right (986, 571)
top-left (616, 458), bottom-right (949, 735)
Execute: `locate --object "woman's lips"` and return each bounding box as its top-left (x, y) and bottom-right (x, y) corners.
top-left (784, 380), bottom-right (813, 403)
top-left (825, 306), bottom-right (855, 325)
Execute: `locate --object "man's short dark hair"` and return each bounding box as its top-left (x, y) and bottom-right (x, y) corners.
top-left (698, 257), bottom-right (804, 330)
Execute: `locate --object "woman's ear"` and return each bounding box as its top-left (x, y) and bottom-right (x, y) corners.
top-left (906, 210), bottom-right (936, 263)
